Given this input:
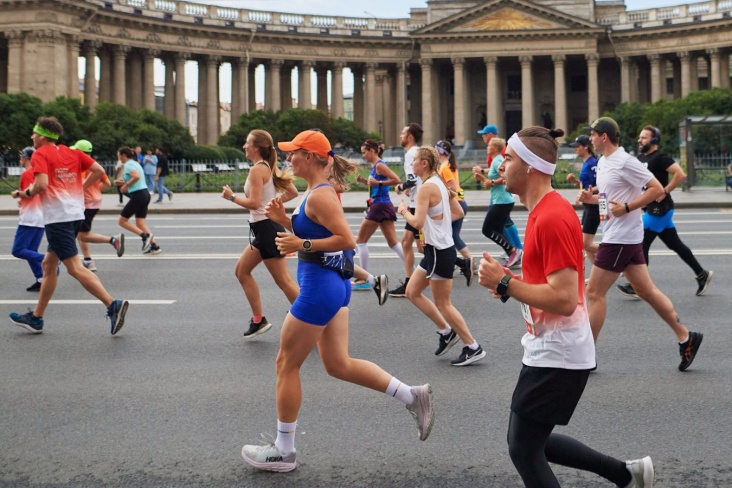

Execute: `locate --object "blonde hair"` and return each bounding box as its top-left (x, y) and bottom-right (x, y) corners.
top-left (416, 146), bottom-right (458, 198)
top-left (316, 152), bottom-right (358, 190)
top-left (248, 129), bottom-right (294, 193)
top-left (489, 137), bottom-right (505, 152)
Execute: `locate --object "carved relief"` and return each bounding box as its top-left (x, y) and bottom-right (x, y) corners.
top-left (334, 48), bottom-right (347, 57)
top-left (116, 28), bottom-right (132, 40)
top-left (84, 23), bottom-right (103, 35)
top-left (207, 39), bottom-right (222, 49)
top-left (145, 32), bottom-right (163, 44)
top-left (177, 36), bottom-right (192, 47)
top-left (35, 12), bottom-right (58, 22)
top-left (395, 50), bottom-right (411, 57)
top-left (364, 49), bottom-right (379, 57)
top-left (676, 38), bottom-right (690, 46)
top-left (301, 47), bottom-right (318, 55)
top-left (271, 45), bottom-right (285, 54)
top-left (469, 8), bottom-right (552, 31)
top-left (27, 30), bottom-right (64, 45)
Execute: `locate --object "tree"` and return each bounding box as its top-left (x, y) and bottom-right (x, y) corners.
top-left (42, 97), bottom-right (93, 147)
top-left (0, 93), bottom-right (44, 151)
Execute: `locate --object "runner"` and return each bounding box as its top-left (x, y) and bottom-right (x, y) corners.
top-left (240, 130), bottom-right (434, 472)
top-left (479, 125), bottom-right (654, 488)
top-left (565, 134), bottom-right (599, 274)
top-left (398, 147), bottom-right (485, 366)
top-left (115, 146), bottom-right (160, 255)
top-left (221, 129), bottom-right (299, 337)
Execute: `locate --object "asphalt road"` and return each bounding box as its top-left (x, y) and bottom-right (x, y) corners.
top-left (1, 209), bottom-right (730, 487)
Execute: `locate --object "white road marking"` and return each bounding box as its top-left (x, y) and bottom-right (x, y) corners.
top-left (0, 300), bottom-right (176, 305)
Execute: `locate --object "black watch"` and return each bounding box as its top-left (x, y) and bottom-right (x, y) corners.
top-left (302, 239), bottom-right (313, 252)
top-left (496, 275), bottom-right (512, 297)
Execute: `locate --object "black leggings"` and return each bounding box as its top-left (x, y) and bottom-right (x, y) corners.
top-left (482, 203), bottom-right (514, 254)
top-left (643, 227), bottom-right (704, 276)
top-left (507, 412), bottom-right (631, 488)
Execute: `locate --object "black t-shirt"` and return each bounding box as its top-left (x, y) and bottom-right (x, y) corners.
top-left (638, 150), bottom-right (674, 203)
top-left (157, 153), bottom-right (169, 177)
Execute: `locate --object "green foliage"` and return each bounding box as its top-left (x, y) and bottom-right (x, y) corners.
top-left (0, 93), bottom-right (44, 150)
top-left (219, 109), bottom-right (370, 153)
top-left (218, 146), bottom-right (246, 161)
top-left (42, 97), bottom-right (93, 147)
top-left (184, 144), bottom-right (227, 161)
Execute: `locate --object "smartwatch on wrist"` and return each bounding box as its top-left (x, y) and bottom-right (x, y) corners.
top-left (624, 203), bottom-right (631, 214)
top-left (229, 194), bottom-right (236, 202)
top-left (496, 275), bottom-right (512, 298)
top-left (25, 188), bottom-right (31, 198)
top-left (302, 239), bottom-right (313, 252)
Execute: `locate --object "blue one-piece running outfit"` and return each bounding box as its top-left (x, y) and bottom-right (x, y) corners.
top-left (290, 184), bottom-right (352, 326)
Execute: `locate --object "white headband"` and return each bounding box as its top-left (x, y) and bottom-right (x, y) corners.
top-left (507, 133), bottom-right (556, 176)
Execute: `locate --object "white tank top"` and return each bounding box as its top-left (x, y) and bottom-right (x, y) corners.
top-left (422, 175), bottom-right (454, 250)
top-left (243, 161), bottom-right (276, 223)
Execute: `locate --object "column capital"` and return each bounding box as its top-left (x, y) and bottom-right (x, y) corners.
top-left (366, 62), bottom-right (379, 71)
top-left (646, 54), bottom-right (660, 63)
top-left (333, 61), bottom-right (346, 70)
top-left (585, 53), bottom-right (599, 63)
top-left (145, 49), bottom-right (160, 60)
top-left (451, 57), bottom-right (465, 66)
top-left (676, 51), bottom-right (690, 60)
top-left (175, 51), bottom-right (191, 62)
top-left (83, 40), bottom-right (102, 57)
top-left (618, 55), bottom-right (631, 65)
top-left (419, 58), bottom-right (433, 67)
top-left (208, 55), bottom-right (222, 65)
top-left (375, 73), bottom-right (387, 84)
top-left (483, 56), bottom-right (498, 65)
top-left (301, 60), bottom-right (315, 69)
top-left (551, 54), bottom-right (565, 64)
top-left (707, 48), bottom-right (720, 56)
top-left (270, 58), bottom-right (285, 67)
top-left (519, 55), bottom-right (533, 65)
top-left (113, 45), bottom-right (130, 58)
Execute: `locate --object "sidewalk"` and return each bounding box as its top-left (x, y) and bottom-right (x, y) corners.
top-left (1, 187), bottom-right (729, 216)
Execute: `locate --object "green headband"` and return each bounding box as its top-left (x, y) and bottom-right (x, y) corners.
top-left (33, 124), bottom-right (59, 140)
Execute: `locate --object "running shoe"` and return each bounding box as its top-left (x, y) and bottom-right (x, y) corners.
top-left (678, 331), bottom-right (703, 371)
top-left (144, 245), bottom-right (162, 255)
top-left (106, 299), bottom-right (129, 336)
top-left (505, 249), bottom-right (523, 268)
top-left (616, 282), bottom-right (640, 299)
top-left (82, 259), bottom-right (97, 272)
top-left (695, 270), bottom-right (713, 296)
top-left (351, 279), bottom-right (371, 290)
top-left (624, 456), bottom-right (655, 487)
top-left (243, 316), bottom-right (272, 338)
top-left (9, 309), bottom-right (44, 334)
top-left (406, 384), bottom-right (435, 441)
top-left (112, 234), bottom-right (125, 257)
top-left (389, 279), bottom-right (408, 297)
top-left (141, 233), bottom-right (153, 253)
top-left (26, 281), bottom-right (41, 292)
top-left (373, 275), bottom-right (388, 306)
top-left (450, 345), bottom-right (487, 366)
top-left (241, 434), bottom-right (296, 472)
top-left (459, 257), bottom-right (475, 287)
top-left (168, 192), bottom-right (173, 201)
top-left (435, 329), bottom-right (459, 356)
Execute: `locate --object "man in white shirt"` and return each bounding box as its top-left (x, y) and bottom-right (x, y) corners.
top-left (579, 117), bottom-right (703, 371)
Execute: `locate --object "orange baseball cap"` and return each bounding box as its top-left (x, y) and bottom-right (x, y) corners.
top-left (278, 130), bottom-right (332, 158)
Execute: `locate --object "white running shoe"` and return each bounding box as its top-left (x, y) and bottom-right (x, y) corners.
top-left (241, 434), bottom-right (296, 472)
top-left (624, 456), bottom-right (654, 487)
top-left (506, 249), bottom-right (523, 268)
top-left (406, 384), bottom-right (435, 441)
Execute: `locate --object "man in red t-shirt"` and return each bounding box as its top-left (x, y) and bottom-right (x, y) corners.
top-left (478, 126), bottom-right (654, 488)
top-left (9, 116), bottom-right (129, 336)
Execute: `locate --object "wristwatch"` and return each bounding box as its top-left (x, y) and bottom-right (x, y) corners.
top-left (229, 194), bottom-right (236, 202)
top-left (496, 275), bottom-right (512, 297)
top-left (302, 239), bottom-right (313, 252)
top-left (25, 188), bottom-right (31, 197)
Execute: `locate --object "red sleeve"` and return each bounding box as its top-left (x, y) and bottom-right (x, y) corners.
top-left (78, 151), bottom-right (96, 172)
top-left (30, 150), bottom-right (48, 176)
top-left (20, 171), bottom-right (34, 191)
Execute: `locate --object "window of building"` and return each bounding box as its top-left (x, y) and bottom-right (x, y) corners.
top-left (666, 78), bottom-right (674, 94)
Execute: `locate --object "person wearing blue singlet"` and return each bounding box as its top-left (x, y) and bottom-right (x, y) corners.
top-left (353, 139), bottom-right (404, 288)
top-left (240, 130), bottom-right (435, 473)
top-left (566, 135), bottom-right (600, 270)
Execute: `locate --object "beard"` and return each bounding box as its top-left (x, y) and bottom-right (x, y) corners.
top-left (639, 143), bottom-right (652, 154)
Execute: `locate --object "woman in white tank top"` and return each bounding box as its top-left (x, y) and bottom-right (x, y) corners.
top-left (221, 130), bottom-right (300, 338)
top-left (397, 147), bottom-right (486, 367)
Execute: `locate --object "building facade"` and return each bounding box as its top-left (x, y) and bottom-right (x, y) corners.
top-left (1, 0), bottom-right (731, 147)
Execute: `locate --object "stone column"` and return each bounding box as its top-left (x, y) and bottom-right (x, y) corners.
top-left (677, 52), bottom-right (691, 98)
top-left (99, 47), bottom-right (112, 103)
top-left (298, 61), bottom-right (314, 109)
top-left (5, 31), bottom-right (24, 93)
top-left (248, 63), bottom-right (256, 112)
top-left (721, 51), bottom-right (730, 89)
top-left (269, 59), bottom-right (283, 112)
top-left (376, 72), bottom-right (388, 140)
top-left (383, 71), bottom-right (396, 146)
top-left (280, 63), bottom-right (292, 111)
top-left (420, 58), bottom-right (434, 145)
top-left (174, 53), bottom-right (188, 126)
top-left (67, 36), bottom-right (80, 98)
top-left (648, 54), bottom-right (662, 102)
top-left (163, 56), bottom-right (175, 118)
top-left (620, 56), bottom-right (632, 103)
top-left (126, 51), bottom-right (143, 110)
top-left (365, 63), bottom-right (378, 133)
top-left (353, 66), bottom-right (364, 128)
top-left (484, 56), bottom-right (500, 129)
top-left (331, 62), bottom-right (345, 119)
top-left (197, 58), bottom-right (208, 144)
top-left (83, 41), bottom-right (100, 108)
top-left (206, 56), bottom-right (220, 145)
top-left (231, 57), bottom-right (248, 119)
top-left (316, 65), bottom-right (328, 112)
top-left (520, 56), bottom-right (534, 127)
top-left (708, 48), bottom-right (722, 88)
top-left (395, 63), bottom-right (407, 133)
top-left (452, 57), bottom-right (466, 145)
top-left (586, 53), bottom-right (599, 123)
top-left (689, 53), bottom-right (699, 92)
top-left (552, 55), bottom-right (567, 138)
top-left (143, 50), bottom-right (158, 111)
top-left (112, 45), bottom-right (129, 105)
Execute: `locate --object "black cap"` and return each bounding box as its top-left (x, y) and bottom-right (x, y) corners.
top-left (568, 135), bottom-right (591, 148)
top-left (584, 117), bottom-right (620, 138)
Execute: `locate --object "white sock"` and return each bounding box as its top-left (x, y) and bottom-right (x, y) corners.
top-left (439, 325), bottom-right (453, 335)
top-left (391, 243), bottom-right (405, 262)
top-left (467, 341), bottom-right (479, 350)
top-left (385, 377), bottom-right (414, 405)
top-left (366, 275), bottom-right (376, 287)
top-left (275, 420), bottom-right (297, 455)
top-left (679, 334), bottom-right (689, 344)
top-left (357, 243), bottom-right (369, 271)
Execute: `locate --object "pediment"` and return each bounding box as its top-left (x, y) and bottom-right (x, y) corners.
top-left (413, 0), bottom-right (602, 36)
